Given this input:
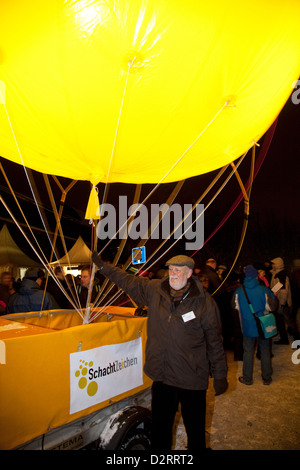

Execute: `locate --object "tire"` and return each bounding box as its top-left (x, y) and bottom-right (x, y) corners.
top-left (99, 406), bottom-right (152, 451)
top-left (118, 428), bottom-right (151, 450)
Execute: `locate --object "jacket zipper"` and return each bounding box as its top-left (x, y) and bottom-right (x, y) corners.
top-left (168, 290), bottom-right (191, 323)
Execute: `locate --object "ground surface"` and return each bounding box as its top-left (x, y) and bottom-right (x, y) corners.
top-left (173, 339), bottom-right (300, 451)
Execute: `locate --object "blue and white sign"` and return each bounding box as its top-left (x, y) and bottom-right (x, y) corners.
top-left (132, 246), bottom-right (146, 265)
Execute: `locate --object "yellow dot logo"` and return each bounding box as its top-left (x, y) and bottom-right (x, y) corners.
top-left (75, 359), bottom-right (98, 397)
top-left (78, 377), bottom-right (87, 389)
top-left (87, 381), bottom-right (98, 397)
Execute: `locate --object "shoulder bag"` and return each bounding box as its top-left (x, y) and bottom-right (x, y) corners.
top-left (242, 286), bottom-right (277, 339)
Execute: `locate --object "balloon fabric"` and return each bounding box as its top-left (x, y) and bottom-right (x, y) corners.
top-left (0, 0), bottom-right (299, 185)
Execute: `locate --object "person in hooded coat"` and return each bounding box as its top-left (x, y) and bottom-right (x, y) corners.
top-left (233, 265), bottom-right (277, 385)
top-left (270, 257), bottom-right (300, 344)
top-left (7, 268), bottom-right (58, 314)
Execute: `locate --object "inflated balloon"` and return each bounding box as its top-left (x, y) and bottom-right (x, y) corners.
top-left (0, 0), bottom-right (299, 185)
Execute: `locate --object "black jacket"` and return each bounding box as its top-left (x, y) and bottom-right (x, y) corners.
top-left (98, 262), bottom-right (227, 390)
top-left (7, 279), bottom-right (58, 314)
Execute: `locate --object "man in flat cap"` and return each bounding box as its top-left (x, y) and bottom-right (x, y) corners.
top-left (7, 268), bottom-right (58, 314)
top-left (92, 252), bottom-right (228, 453)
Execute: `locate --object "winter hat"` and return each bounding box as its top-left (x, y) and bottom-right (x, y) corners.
top-left (244, 265), bottom-right (258, 278)
top-left (24, 268), bottom-right (44, 280)
top-left (165, 255), bottom-right (195, 270)
top-left (271, 257), bottom-right (285, 272)
top-left (218, 264), bottom-right (227, 271)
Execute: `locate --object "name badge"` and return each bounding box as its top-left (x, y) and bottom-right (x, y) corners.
top-left (182, 311), bottom-right (196, 322)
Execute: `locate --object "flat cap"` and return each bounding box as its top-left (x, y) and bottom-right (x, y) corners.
top-left (165, 255), bottom-right (195, 269)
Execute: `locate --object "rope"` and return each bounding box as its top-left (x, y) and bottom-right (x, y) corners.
top-left (43, 174), bottom-right (82, 310)
top-left (91, 184), bottom-right (142, 313)
top-left (210, 144), bottom-right (257, 296)
top-left (0, 194), bottom-right (85, 319)
top-left (89, 151), bottom-right (243, 319)
top-left (137, 148), bottom-right (249, 275)
top-left (99, 58), bottom-right (134, 210)
top-left (89, 180), bottom-right (185, 321)
top-left (0, 97), bottom-right (66, 265)
top-left (90, 142), bottom-right (256, 318)
top-left (89, 158), bottom-right (236, 320)
top-left (0, 89), bottom-right (86, 314)
top-left (98, 101), bottom-right (230, 255)
top-left (0, 161), bottom-right (49, 268)
top-left (1, 79), bottom-right (249, 320)
top-left (191, 119), bottom-right (278, 265)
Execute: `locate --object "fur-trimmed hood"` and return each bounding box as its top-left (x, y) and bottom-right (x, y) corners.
top-left (271, 257), bottom-right (285, 273)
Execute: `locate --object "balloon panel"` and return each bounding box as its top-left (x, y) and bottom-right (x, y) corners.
top-left (0, 0), bottom-right (299, 184)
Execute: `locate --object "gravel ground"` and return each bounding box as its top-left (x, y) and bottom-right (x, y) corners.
top-left (173, 339), bottom-right (300, 451)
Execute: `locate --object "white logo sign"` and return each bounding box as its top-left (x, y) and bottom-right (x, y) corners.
top-left (70, 337), bottom-right (143, 414)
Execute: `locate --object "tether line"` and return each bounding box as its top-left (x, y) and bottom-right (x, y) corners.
top-left (0, 194), bottom-right (84, 319)
top-left (98, 101), bottom-right (230, 255)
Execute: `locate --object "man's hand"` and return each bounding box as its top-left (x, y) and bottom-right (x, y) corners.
top-left (92, 251), bottom-right (104, 269)
top-left (213, 377), bottom-right (228, 396)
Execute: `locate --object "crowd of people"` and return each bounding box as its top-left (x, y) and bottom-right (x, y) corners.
top-left (0, 264), bottom-right (102, 314)
top-left (1, 255), bottom-right (300, 351)
top-left (144, 255), bottom-right (300, 354)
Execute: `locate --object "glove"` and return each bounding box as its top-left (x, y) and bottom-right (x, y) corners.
top-left (134, 307), bottom-right (148, 317)
top-left (92, 251), bottom-right (105, 269)
top-left (213, 377), bottom-right (228, 396)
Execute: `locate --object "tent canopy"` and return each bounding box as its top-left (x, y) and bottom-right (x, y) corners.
top-left (50, 236), bottom-right (92, 267)
top-left (0, 224), bottom-right (40, 277)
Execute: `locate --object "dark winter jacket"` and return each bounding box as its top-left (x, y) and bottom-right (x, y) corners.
top-left (201, 265), bottom-right (221, 294)
top-left (46, 277), bottom-right (73, 309)
top-left (97, 261), bottom-right (227, 391)
top-left (233, 277), bottom-right (277, 337)
top-left (7, 279), bottom-right (58, 314)
top-left (76, 281), bottom-right (101, 308)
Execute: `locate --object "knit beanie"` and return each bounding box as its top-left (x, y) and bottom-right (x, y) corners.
top-left (244, 265), bottom-right (258, 278)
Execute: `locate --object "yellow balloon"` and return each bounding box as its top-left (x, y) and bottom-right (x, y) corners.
top-left (0, 0), bottom-right (299, 185)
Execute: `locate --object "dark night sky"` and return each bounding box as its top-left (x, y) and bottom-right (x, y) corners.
top-left (239, 95), bottom-right (300, 265)
top-left (251, 96), bottom-right (299, 219)
top-left (0, 93), bottom-right (299, 272)
top-left (191, 95), bottom-right (300, 269)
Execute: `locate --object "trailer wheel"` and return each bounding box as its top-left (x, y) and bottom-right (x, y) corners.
top-left (99, 406), bottom-right (152, 451)
top-left (118, 428), bottom-right (151, 451)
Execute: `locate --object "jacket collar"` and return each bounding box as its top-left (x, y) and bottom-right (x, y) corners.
top-left (243, 277), bottom-right (260, 289)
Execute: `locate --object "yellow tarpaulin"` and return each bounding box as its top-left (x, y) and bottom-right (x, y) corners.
top-left (0, 311), bottom-right (151, 450)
